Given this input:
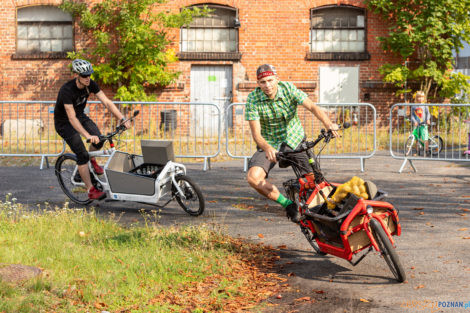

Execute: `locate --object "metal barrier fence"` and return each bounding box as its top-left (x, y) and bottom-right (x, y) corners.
top-left (389, 103), bottom-right (470, 173)
top-left (0, 101), bottom-right (65, 169)
top-left (0, 101), bottom-right (220, 171)
top-left (225, 103), bottom-right (377, 172)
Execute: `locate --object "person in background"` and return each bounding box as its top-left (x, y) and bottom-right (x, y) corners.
top-left (410, 91), bottom-right (431, 156)
top-left (54, 59), bottom-right (130, 200)
top-left (245, 64), bottom-right (339, 223)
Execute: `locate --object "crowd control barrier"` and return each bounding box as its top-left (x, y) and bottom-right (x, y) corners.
top-left (0, 101), bottom-right (65, 169)
top-left (225, 103), bottom-right (377, 172)
top-left (0, 101), bottom-right (221, 171)
top-left (389, 103), bottom-right (470, 173)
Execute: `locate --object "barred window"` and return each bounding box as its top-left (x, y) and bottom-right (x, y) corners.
top-left (17, 6), bottom-right (73, 54)
top-left (310, 6), bottom-right (365, 53)
top-left (180, 5), bottom-right (238, 53)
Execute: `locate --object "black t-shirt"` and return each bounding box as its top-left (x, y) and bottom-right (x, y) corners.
top-left (54, 78), bottom-right (100, 122)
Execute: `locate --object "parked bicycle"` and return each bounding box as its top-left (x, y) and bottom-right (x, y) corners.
top-left (54, 111), bottom-right (205, 216)
top-left (280, 124), bottom-right (406, 282)
top-left (404, 120), bottom-right (443, 157)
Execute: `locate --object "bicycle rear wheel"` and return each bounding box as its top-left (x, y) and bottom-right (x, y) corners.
top-left (370, 218), bottom-right (406, 282)
top-left (173, 175), bottom-right (205, 216)
top-left (55, 154), bottom-right (92, 205)
top-left (404, 135), bottom-right (415, 157)
top-left (428, 135), bottom-right (443, 155)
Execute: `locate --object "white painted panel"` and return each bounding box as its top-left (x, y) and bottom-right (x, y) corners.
top-left (190, 65), bottom-right (232, 136)
top-left (319, 67), bottom-right (340, 103)
top-left (338, 67), bottom-right (359, 103)
top-left (319, 66), bottom-right (359, 103)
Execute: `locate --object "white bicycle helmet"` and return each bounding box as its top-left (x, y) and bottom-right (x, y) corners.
top-left (72, 59), bottom-right (94, 76)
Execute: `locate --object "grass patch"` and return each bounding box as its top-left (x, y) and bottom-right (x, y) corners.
top-left (0, 195), bottom-right (283, 312)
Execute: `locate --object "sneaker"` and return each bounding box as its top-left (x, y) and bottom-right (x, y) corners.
top-left (88, 186), bottom-right (106, 200)
top-left (90, 158), bottom-right (104, 175)
top-left (285, 202), bottom-right (301, 223)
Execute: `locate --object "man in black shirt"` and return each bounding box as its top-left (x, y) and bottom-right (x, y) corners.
top-left (55, 59), bottom-right (130, 200)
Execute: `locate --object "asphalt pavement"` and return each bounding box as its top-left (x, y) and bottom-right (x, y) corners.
top-left (1, 151), bottom-right (470, 313)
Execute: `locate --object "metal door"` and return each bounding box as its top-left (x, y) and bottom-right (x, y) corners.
top-left (190, 65), bottom-right (233, 137)
top-left (319, 67), bottom-right (359, 103)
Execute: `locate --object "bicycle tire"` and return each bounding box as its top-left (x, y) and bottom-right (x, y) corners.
top-left (429, 135), bottom-right (443, 156)
top-left (300, 223), bottom-right (326, 255)
top-left (404, 135), bottom-right (415, 157)
top-left (286, 184), bottom-right (326, 256)
top-left (369, 218), bottom-right (406, 282)
top-left (55, 154), bottom-right (92, 205)
top-left (173, 175), bottom-right (205, 216)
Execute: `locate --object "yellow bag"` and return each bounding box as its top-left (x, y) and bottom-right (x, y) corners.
top-left (327, 176), bottom-right (369, 209)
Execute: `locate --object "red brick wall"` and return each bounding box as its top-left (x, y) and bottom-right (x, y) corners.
top-left (0, 0), bottom-right (402, 127)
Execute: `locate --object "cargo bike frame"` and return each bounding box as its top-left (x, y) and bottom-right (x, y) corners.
top-left (280, 124), bottom-right (406, 282)
top-left (54, 111), bottom-right (205, 216)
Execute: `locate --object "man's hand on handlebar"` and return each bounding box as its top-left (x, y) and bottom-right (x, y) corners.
top-left (121, 119), bottom-right (131, 129)
top-left (327, 123), bottom-right (340, 138)
top-left (86, 135), bottom-right (101, 145)
top-left (265, 146), bottom-right (278, 163)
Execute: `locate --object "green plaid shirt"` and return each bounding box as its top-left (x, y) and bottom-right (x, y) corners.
top-left (245, 81), bottom-right (307, 150)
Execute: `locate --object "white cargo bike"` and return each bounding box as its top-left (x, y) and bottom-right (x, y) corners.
top-left (54, 111), bottom-right (205, 216)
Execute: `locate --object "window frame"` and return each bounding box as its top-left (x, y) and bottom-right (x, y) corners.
top-left (178, 4), bottom-right (241, 61)
top-left (307, 5), bottom-right (370, 61)
top-left (13, 5), bottom-right (74, 60)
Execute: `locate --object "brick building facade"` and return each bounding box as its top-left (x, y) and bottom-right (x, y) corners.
top-left (0, 0), bottom-right (402, 127)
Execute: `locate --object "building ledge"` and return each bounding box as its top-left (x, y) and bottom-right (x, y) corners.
top-left (178, 52), bottom-right (242, 61)
top-left (11, 51), bottom-right (69, 60)
top-left (306, 52), bottom-right (370, 61)
top-left (238, 81), bottom-right (316, 91)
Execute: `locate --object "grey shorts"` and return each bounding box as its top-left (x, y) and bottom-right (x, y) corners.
top-left (248, 147), bottom-right (311, 178)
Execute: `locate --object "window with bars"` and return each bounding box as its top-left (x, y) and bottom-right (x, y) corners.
top-left (180, 6), bottom-right (238, 53)
top-left (310, 7), bottom-right (365, 53)
top-left (16, 6), bottom-right (73, 54)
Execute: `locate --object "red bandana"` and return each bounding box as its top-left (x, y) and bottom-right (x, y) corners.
top-left (257, 71), bottom-right (275, 80)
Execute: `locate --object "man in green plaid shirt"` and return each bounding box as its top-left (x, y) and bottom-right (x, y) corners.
top-left (245, 64), bottom-right (339, 223)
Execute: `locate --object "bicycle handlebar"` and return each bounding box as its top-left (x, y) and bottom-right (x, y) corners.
top-left (276, 122), bottom-right (351, 159)
top-left (86, 110), bottom-right (139, 144)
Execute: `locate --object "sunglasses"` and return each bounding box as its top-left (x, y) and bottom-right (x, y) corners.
top-left (79, 74), bottom-right (91, 78)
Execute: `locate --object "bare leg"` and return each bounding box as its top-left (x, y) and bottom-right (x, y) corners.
top-left (78, 163), bottom-right (93, 191)
top-left (246, 166), bottom-right (280, 201)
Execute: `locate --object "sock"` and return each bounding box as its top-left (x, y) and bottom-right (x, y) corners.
top-left (276, 194), bottom-right (293, 208)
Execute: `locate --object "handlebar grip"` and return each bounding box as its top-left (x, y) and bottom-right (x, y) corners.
top-left (86, 135), bottom-right (105, 144)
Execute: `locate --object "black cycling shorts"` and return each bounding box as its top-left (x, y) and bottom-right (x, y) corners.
top-left (55, 116), bottom-right (103, 165)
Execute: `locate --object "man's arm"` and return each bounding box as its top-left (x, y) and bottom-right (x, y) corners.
top-left (301, 98), bottom-right (339, 137)
top-left (95, 91), bottom-right (131, 128)
top-left (64, 104), bottom-right (100, 144)
top-left (248, 120), bottom-right (277, 163)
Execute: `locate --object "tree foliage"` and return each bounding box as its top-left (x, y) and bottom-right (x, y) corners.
top-left (60, 0), bottom-right (209, 101)
top-left (366, 0), bottom-right (470, 101)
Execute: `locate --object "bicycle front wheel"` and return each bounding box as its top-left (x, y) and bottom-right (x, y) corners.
top-left (55, 154), bottom-right (92, 205)
top-left (428, 135), bottom-right (443, 156)
top-left (404, 135), bottom-right (415, 157)
top-left (370, 218), bottom-right (406, 282)
top-left (300, 223), bottom-right (326, 255)
top-left (173, 175), bottom-right (205, 216)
